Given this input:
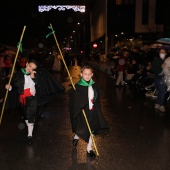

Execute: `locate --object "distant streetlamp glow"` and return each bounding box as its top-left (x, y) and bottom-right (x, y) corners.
top-left (93, 43), bottom-right (98, 48)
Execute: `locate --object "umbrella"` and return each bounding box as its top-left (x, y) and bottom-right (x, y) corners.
top-left (156, 38), bottom-right (170, 44)
top-left (149, 43), bottom-right (162, 48)
top-left (161, 45), bottom-right (170, 53)
top-left (110, 46), bottom-right (121, 52)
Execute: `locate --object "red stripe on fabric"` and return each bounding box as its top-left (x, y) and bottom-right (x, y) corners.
top-left (20, 88), bottom-right (33, 105)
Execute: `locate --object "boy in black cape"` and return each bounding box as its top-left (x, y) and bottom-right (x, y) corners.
top-left (5, 59), bottom-right (64, 144)
top-left (69, 65), bottom-right (109, 158)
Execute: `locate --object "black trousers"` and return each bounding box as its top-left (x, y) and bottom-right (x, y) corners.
top-left (19, 96), bottom-right (37, 123)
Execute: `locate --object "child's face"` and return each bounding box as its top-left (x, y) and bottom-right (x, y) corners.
top-left (25, 62), bottom-right (37, 73)
top-left (80, 68), bottom-right (93, 81)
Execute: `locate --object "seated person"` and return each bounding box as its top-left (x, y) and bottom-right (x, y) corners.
top-left (125, 59), bottom-right (139, 81)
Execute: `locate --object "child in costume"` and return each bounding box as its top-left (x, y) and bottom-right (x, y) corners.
top-left (69, 65), bottom-right (109, 158)
top-left (5, 60), bottom-right (64, 145)
top-left (5, 60), bottom-right (38, 145)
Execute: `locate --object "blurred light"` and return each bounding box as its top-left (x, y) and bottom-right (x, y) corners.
top-left (93, 43), bottom-right (98, 48)
top-left (38, 5), bottom-right (85, 13)
top-left (38, 43), bottom-right (43, 48)
top-left (63, 47), bottom-right (72, 51)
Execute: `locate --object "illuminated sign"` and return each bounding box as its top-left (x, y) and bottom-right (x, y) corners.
top-left (38, 5), bottom-right (85, 13)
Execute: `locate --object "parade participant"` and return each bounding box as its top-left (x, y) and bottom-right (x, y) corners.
top-left (52, 53), bottom-right (63, 72)
top-left (5, 59), bottom-right (65, 145)
top-left (5, 60), bottom-right (38, 145)
top-left (68, 65), bottom-right (109, 158)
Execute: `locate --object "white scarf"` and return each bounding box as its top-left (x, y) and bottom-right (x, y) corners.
top-left (88, 86), bottom-right (94, 110)
top-left (24, 75), bottom-right (36, 96)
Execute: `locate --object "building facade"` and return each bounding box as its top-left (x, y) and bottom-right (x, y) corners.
top-left (89, 0), bottom-right (169, 54)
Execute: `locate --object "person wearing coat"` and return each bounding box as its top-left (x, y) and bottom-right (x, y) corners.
top-left (5, 59), bottom-right (65, 145)
top-left (68, 65), bottom-right (109, 158)
top-left (151, 48), bottom-right (168, 112)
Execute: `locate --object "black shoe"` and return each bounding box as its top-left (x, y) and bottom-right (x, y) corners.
top-left (87, 150), bottom-right (96, 158)
top-left (73, 139), bottom-right (78, 147)
top-left (27, 136), bottom-right (33, 145)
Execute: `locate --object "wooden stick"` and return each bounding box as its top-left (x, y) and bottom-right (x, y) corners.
top-left (49, 23), bottom-right (99, 156)
top-left (0, 26), bottom-right (26, 125)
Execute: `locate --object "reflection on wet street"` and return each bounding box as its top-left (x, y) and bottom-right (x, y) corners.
top-left (1, 64), bottom-right (170, 170)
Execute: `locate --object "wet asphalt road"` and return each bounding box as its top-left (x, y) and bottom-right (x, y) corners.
top-left (1, 64), bottom-right (170, 170)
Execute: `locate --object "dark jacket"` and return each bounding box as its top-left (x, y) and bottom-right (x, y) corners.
top-left (6, 68), bottom-right (65, 109)
top-left (11, 70), bottom-right (37, 95)
top-left (151, 57), bottom-right (165, 79)
top-left (69, 83), bottom-right (109, 143)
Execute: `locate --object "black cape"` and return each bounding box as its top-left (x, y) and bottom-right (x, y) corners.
top-left (36, 67), bottom-right (65, 106)
top-left (5, 67), bottom-right (65, 109)
top-left (69, 83), bottom-right (109, 143)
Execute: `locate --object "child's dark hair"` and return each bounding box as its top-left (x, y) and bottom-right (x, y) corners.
top-left (81, 65), bottom-right (93, 73)
top-left (27, 59), bottom-right (38, 67)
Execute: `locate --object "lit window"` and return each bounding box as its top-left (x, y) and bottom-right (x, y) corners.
top-left (116, 0), bottom-right (122, 5)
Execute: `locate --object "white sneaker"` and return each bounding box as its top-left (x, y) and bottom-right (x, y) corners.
top-left (154, 104), bottom-right (160, 109)
top-left (158, 106), bottom-right (166, 112)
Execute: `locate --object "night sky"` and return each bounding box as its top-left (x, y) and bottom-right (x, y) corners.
top-left (0, 0), bottom-right (88, 49)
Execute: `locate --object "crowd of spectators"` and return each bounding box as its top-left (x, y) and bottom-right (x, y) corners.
top-left (1, 44), bottom-right (170, 112)
top-left (89, 46), bottom-right (170, 112)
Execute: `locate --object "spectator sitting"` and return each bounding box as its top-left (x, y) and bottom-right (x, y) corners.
top-left (125, 59), bottom-right (139, 82)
